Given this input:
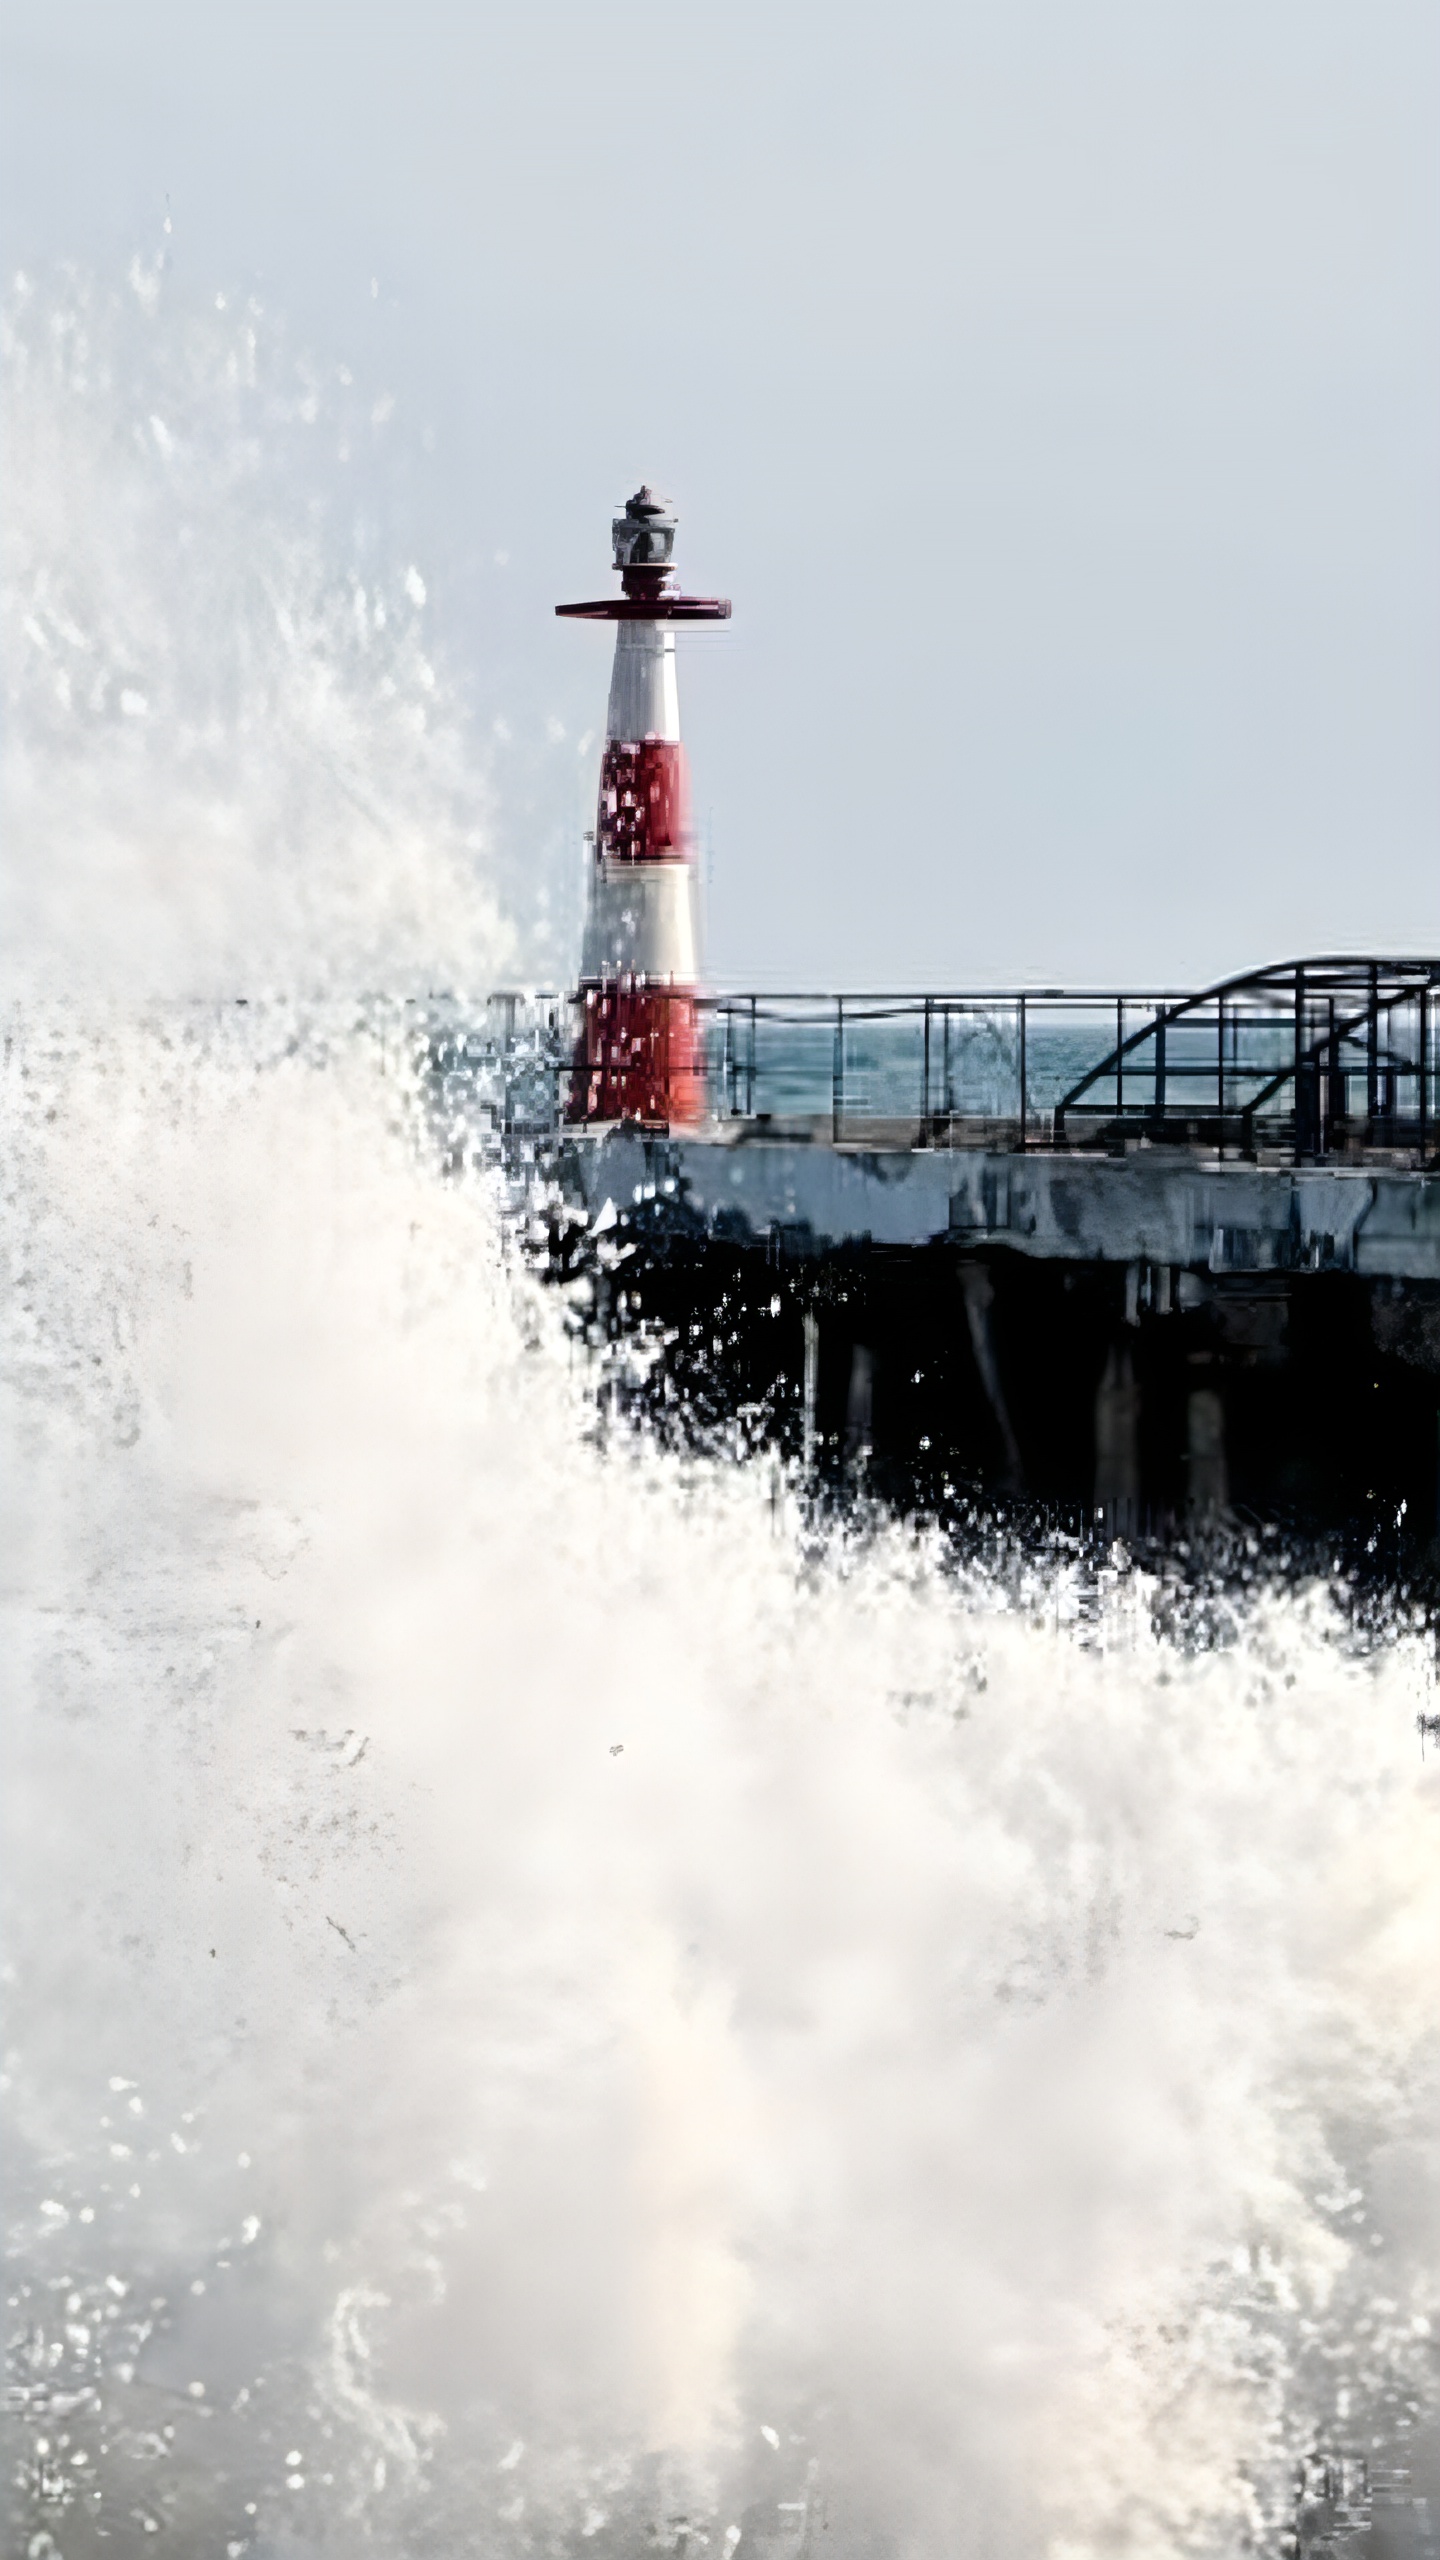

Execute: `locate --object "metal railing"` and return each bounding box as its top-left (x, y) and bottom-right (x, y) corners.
top-left (707, 959), bottom-right (1440, 1162)
top-left (433, 959), bottom-right (1440, 1166)
top-left (707, 987), bottom-right (1174, 1146)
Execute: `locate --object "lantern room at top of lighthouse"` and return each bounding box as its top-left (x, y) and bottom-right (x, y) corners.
top-left (556, 486), bottom-right (730, 625)
top-left (611, 485), bottom-right (676, 579)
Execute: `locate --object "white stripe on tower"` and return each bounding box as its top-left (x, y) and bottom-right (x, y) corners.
top-left (557, 487), bottom-right (729, 1128)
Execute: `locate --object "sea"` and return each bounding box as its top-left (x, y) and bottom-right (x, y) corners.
top-left (2, 263), bottom-right (1437, 2560)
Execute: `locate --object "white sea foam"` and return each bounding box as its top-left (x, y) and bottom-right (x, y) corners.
top-left (1, 261), bottom-right (514, 1001)
top-left (3, 268), bottom-right (1439, 2560)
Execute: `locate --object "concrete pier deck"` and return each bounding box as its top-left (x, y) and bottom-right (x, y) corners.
top-left (551, 1121), bottom-right (1440, 1284)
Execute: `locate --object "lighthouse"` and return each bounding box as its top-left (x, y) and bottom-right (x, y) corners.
top-left (558, 487), bottom-right (730, 1126)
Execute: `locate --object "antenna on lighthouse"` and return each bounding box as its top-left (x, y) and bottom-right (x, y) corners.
top-left (558, 489), bottom-right (730, 1128)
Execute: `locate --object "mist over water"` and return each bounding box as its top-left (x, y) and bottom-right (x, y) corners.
top-left (4, 269), bottom-right (1440, 2560)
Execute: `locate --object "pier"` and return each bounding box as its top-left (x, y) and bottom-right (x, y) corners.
top-left (440, 955), bottom-right (1440, 1554)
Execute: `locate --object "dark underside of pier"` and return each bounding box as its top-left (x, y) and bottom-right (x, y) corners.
top-left (541, 1215), bottom-right (1440, 1583)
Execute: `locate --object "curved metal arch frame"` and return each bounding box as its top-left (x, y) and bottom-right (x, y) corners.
top-left (1052, 956), bottom-right (1440, 1164)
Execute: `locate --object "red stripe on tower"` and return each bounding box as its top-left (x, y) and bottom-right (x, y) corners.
top-left (557, 487), bottom-right (730, 1127)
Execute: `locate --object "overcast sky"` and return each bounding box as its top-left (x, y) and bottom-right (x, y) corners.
top-left (4, 0), bottom-right (1437, 989)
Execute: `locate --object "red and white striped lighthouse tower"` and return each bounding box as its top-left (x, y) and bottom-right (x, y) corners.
top-left (558, 487), bottom-right (730, 1126)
